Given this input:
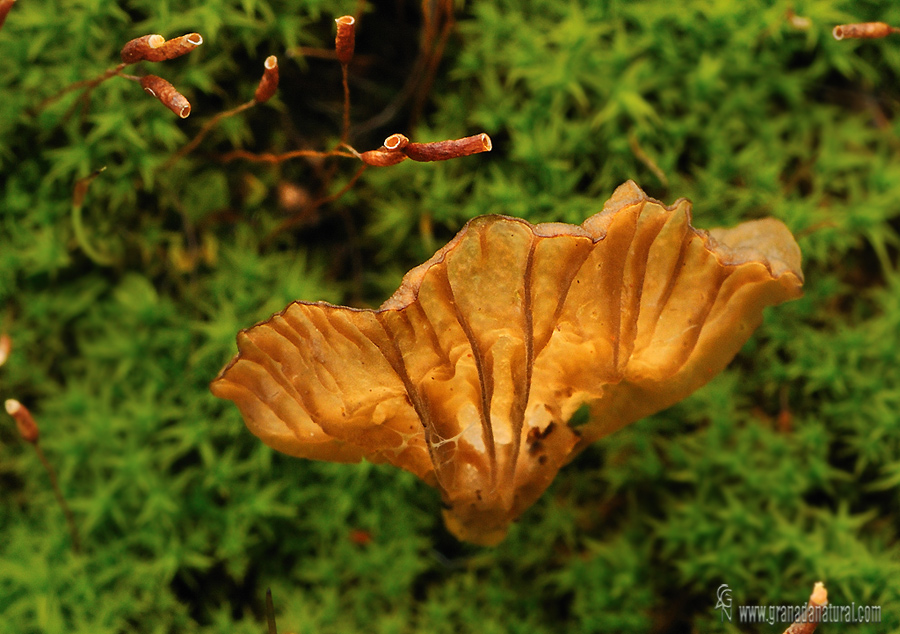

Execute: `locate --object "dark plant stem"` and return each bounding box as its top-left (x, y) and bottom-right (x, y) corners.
top-left (37, 63), bottom-right (127, 112)
top-left (219, 148), bottom-right (355, 163)
top-left (341, 63), bottom-right (351, 144)
top-left (265, 588), bottom-right (278, 634)
top-left (266, 164), bottom-right (367, 240)
top-left (165, 100), bottom-right (256, 169)
top-left (72, 167), bottom-right (115, 266)
top-left (34, 443), bottom-right (82, 554)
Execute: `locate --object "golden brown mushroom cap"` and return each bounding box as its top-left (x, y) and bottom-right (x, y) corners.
top-left (211, 181), bottom-right (803, 545)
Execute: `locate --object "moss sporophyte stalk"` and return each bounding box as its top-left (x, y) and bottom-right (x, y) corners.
top-left (51, 13), bottom-right (493, 260)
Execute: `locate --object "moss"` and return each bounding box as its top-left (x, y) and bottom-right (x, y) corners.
top-left (1, 0), bottom-right (899, 632)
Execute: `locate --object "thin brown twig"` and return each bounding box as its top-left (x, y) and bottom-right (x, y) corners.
top-left (266, 164), bottom-right (368, 240)
top-left (164, 100), bottom-right (256, 169)
top-left (71, 167), bottom-right (116, 266)
top-left (409, 0), bottom-right (455, 130)
top-left (311, 163), bottom-right (367, 208)
top-left (341, 64), bottom-right (352, 144)
top-left (34, 443), bottom-right (82, 554)
top-left (353, 1), bottom-right (448, 136)
top-left (352, 47), bottom-right (429, 136)
top-left (37, 63), bottom-right (127, 112)
top-left (266, 588), bottom-right (278, 634)
top-left (66, 88), bottom-right (94, 129)
top-left (219, 148), bottom-right (356, 163)
top-left (796, 220), bottom-right (838, 239)
top-left (290, 46), bottom-right (338, 60)
top-left (629, 132), bottom-right (669, 186)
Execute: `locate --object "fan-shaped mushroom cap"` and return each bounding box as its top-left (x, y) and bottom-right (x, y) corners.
top-left (211, 181), bottom-right (803, 545)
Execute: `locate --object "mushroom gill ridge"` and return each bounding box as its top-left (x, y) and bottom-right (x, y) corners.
top-left (211, 180), bottom-right (803, 545)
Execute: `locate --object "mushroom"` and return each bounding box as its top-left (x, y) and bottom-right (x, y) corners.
top-left (211, 181), bottom-right (803, 545)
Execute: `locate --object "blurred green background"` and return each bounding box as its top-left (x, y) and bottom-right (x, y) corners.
top-left (2, 0), bottom-right (899, 632)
